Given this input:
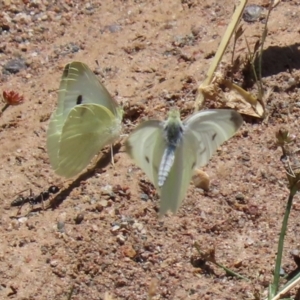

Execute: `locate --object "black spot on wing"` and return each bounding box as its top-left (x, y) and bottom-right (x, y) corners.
top-left (145, 156), bottom-right (149, 163)
top-left (230, 111), bottom-right (243, 130)
top-left (192, 161), bottom-right (196, 169)
top-left (76, 95), bottom-right (83, 105)
top-left (212, 132), bottom-right (217, 141)
top-left (199, 147), bottom-right (206, 155)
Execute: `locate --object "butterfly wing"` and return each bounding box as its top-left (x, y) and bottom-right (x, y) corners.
top-left (56, 104), bottom-right (121, 178)
top-left (60, 61), bottom-right (120, 119)
top-left (125, 121), bottom-right (165, 189)
top-left (47, 61), bottom-right (122, 177)
top-left (185, 109), bottom-right (243, 167)
top-left (159, 129), bottom-right (198, 217)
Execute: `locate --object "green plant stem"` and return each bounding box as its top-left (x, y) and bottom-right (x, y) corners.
top-left (1, 103), bottom-right (10, 114)
top-left (66, 285), bottom-right (74, 300)
top-left (272, 185), bottom-right (298, 295)
top-left (194, 242), bottom-right (249, 281)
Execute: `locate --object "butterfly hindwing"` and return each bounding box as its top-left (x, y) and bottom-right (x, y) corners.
top-left (56, 104), bottom-right (119, 178)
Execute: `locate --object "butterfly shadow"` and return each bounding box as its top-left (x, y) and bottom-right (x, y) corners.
top-left (48, 142), bottom-right (122, 209)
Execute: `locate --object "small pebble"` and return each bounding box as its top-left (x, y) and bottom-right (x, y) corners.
top-left (3, 58), bottom-right (27, 74)
top-left (57, 221), bottom-right (65, 233)
top-left (132, 222), bottom-right (144, 232)
top-left (111, 224), bottom-right (120, 233)
top-left (243, 5), bottom-right (265, 23)
top-left (104, 24), bottom-right (122, 33)
top-left (18, 217), bottom-right (28, 223)
top-left (74, 213), bottom-right (84, 224)
top-left (121, 244), bottom-right (137, 258)
top-left (235, 193), bottom-right (245, 201)
top-left (192, 169), bottom-right (210, 191)
top-left (140, 193), bottom-right (149, 201)
top-left (50, 260), bottom-right (58, 267)
top-left (116, 234), bottom-right (126, 245)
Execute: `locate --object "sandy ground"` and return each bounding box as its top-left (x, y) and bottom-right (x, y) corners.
top-left (1, 0), bottom-right (300, 299)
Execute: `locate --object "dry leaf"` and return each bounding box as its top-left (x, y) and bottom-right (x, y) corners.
top-left (201, 72), bottom-right (265, 118)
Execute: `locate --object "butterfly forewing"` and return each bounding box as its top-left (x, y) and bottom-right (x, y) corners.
top-left (185, 110), bottom-right (243, 167)
top-left (61, 62), bottom-right (119, 119)
top-left (125, 120), bottom-right (165, 189)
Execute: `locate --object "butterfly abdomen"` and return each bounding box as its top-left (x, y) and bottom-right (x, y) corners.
top-left (158, 114), bottom-right (185, 187)
top-left (158, 145), bottom-right (176, 187)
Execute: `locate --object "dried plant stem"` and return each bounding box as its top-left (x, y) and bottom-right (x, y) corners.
top-left (194, 0), bottom-right (247, 111)
top-left (270, 274), bottom-right (300, 300)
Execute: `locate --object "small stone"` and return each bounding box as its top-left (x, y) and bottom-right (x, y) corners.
top-left (291, 249), bottom-right (300, 257)
top-left (18, 217), bottom-right (28, 223)
top-left (116, 234), bottom-right (126, 245)
top-left (96, 199), bottom-right (108, 212)
top-left (91, 224), bottom-right (98, 232)
top-left (99, 199), bottom-right (108, 207)
top-left (41, 14), bottom-right (48, 21)
top-left (111, 224), bottom-right (120, 233)
top-left (235, 193), bottom-right (245, 201)
top-left (68, 43), bottom-right (80, 53)
top-left (140, 194), bottom-right (149, 201)
top-left (192, 169), bottom-right (210, 191)
top-left (3, 58), bottom-right (27, 74)
top-left (241, 153), bottom-right (250, 161)
top-left (243, 5), bottom-right (265, 23)
top-left (74, 213), bottom-right (84, 224)
top-left (57, 221), bottom-right (65, 233)
top-left (132, 222), bottom-right (143, 231)
top-left (104, 24), bottom-right (122, 33)
top-left (121, 244), bottom-right (136, 258)
top-left (8, 220), bottom-right (19, 230)
top-left (244, 238), bottom-right (254, 248)
top-left (280, 267), bottom-right (285, 276)
top-left (233, 260), bottom-right (243, 268)
top-left (50, 260), bottom-right (58, 267)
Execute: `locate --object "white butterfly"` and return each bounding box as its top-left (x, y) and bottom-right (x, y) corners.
top-left (125, 109), bottom-right (242, 216)
top-left (47, 61), bottom-right (123, 178)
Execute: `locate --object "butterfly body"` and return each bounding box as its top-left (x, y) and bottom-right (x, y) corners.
top-left (158, 110), bottom-right (185, 187)
top-left (126, 109), bottom-right (243, 216)
top-left (47, 62), bottom-right (122, 178)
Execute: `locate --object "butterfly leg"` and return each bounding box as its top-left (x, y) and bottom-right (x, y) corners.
top-left (110, 144), bottom-right (115, 166)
